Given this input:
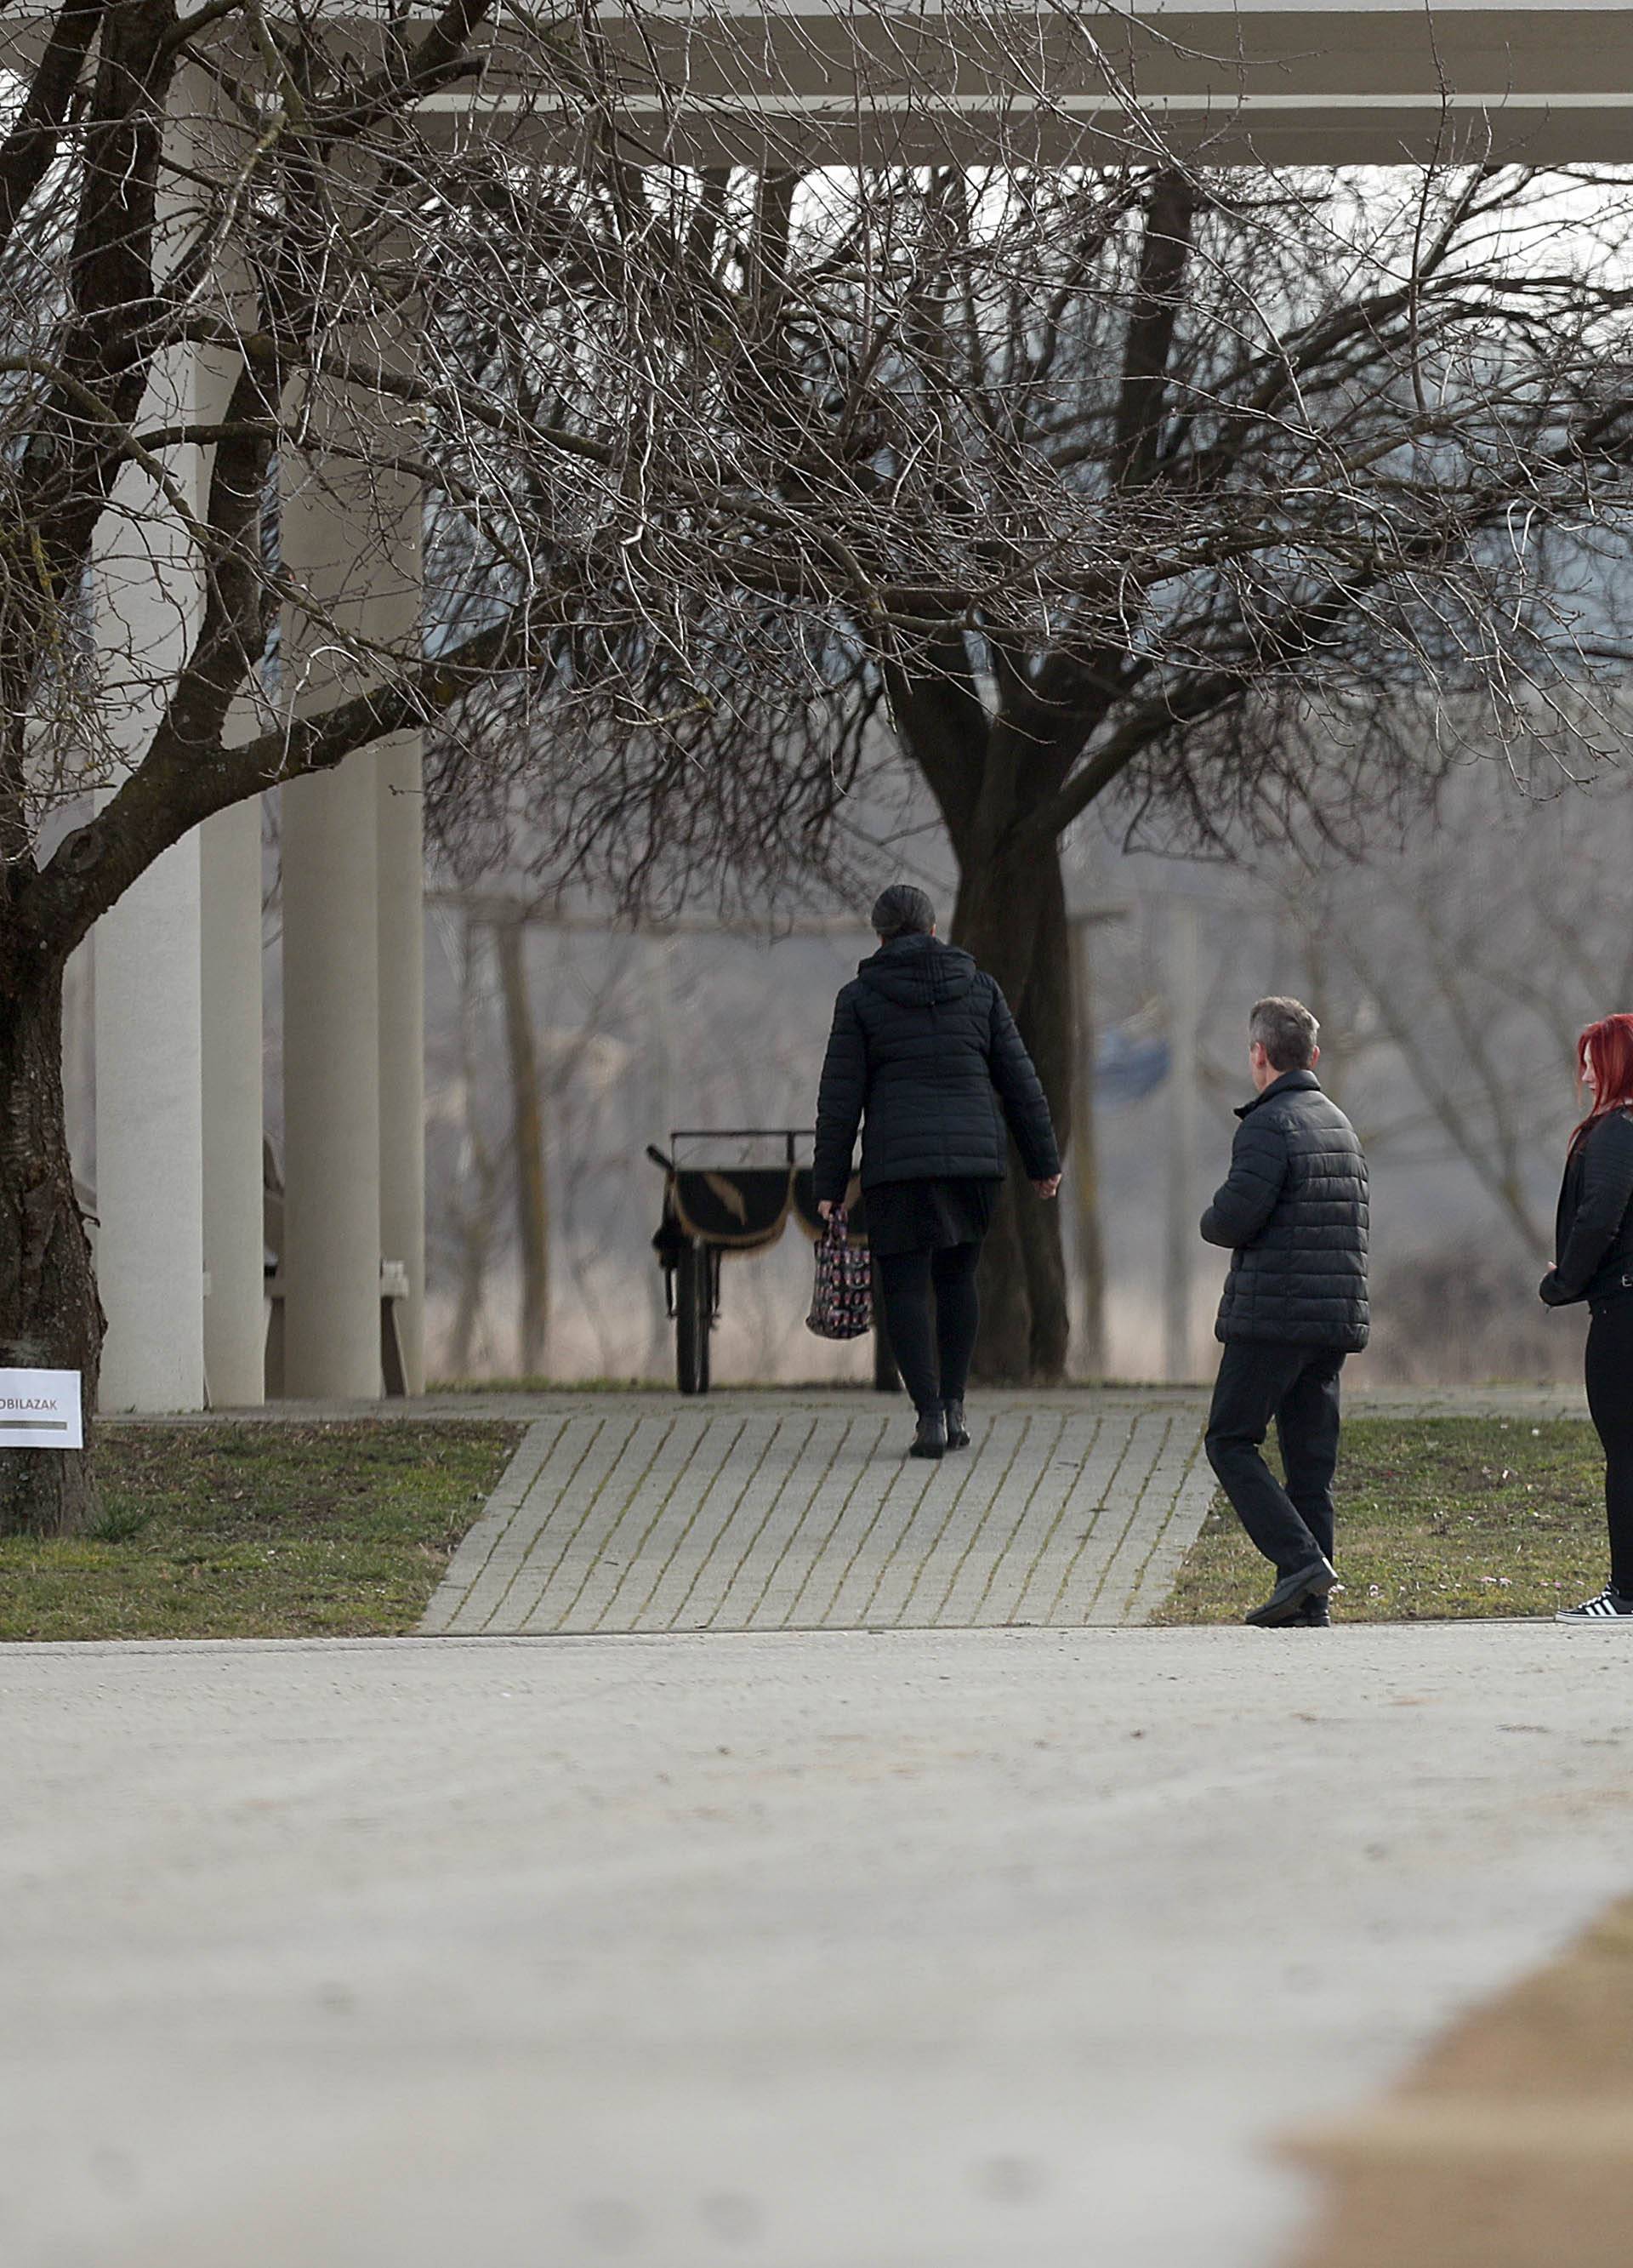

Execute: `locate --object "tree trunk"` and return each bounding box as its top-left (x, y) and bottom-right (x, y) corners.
top-left (952, 835), bottom-right (1073, 1384)
top-left (494, 920), bottom-right (550, 1379)
top-left (0, 962), bottom-right (102, 1536)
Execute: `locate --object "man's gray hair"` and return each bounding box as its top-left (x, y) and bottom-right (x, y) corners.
top-left (1249, 995), bottom-right (1319, 1072)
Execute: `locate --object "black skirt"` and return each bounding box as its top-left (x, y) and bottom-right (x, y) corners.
top-left (863, 1177), bottom-right (1002, 1259)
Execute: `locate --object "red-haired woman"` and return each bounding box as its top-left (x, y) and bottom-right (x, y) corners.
top-left (1541, 1013), bottom-right (1633, 1618)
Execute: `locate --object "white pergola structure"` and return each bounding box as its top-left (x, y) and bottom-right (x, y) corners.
top-left (80, 0), bottom-right (1633, 1410)
top-left (94, 458), bottom-right (426, 1412)
top-left (512, 0), bottom-right (1633, 166)
top-left (88, 67), bottom-right (427, 1411)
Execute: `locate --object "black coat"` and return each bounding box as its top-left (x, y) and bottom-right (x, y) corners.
top-left (812, 936), bottom-right (1060, 1204)
top-left (1201, 1068), bottom-right (1370, 1351)
top-left (1540, 1108), bottom-right (1633, 1309)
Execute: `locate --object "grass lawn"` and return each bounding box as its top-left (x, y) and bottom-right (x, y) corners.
top-left (1156, 1417), bottom-right (1610, 1624)
top-left (0, 1421), bottom-right (523, 1642)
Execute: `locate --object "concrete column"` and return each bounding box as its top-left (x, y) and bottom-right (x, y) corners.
top-left (377, 732), bottom-right (426, 1393)
top-left (91, 66), bottom-right (256, 1414)
top-left (92, 335), bottom-right (208, 1412)
top-left (95, 835), bottom-right (206, 1410)
top-left (278, 278), bottom-right (421, 1399)
top-left (280, 755), bottom-right (383, 1399)
top-left (200, 796), bottom-right (266, 1405)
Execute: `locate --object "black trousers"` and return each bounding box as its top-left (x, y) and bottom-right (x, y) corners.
top-left (1205, 1339), bottom-right (1346, 1579)
top-left (874, 1243), bottom-right (982, 1415)
top-left (1585, 1296), bottom-right (1633, 1596)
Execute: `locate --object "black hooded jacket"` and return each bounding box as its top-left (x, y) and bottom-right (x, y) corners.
top-left (1201, 1068), bottom-right (1370, 1351)
top-left (1539, 1107), bottom-right (1633, 1309)
top-left (812, 935), bottom-right (1060, 1203)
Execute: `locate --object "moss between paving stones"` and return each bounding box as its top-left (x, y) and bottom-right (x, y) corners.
top-left (0, 1421), bottom-right (523, 1641)
top-left (1155, 1417), bottom-right (1610, 1624)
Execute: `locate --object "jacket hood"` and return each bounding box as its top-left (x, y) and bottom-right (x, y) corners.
top-left (856, 933), bottom-right (980, 1009)
top-left (1236, 1067), bottom-right (1322, 1120)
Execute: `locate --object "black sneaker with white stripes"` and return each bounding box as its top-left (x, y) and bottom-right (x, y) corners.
top-left (1556, 1587), bottom-right (1633, 1621)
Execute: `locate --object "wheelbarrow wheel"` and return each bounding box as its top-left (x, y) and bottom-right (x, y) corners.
top-left (675, 1240), bottom-right (713, 1395)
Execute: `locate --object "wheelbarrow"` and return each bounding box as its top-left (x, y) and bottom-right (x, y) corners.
top-left (647, 1130), bottom-right (900, 1397)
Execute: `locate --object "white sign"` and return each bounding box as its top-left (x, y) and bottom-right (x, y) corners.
top-left (0, 1370), bottom-right (83, 1450)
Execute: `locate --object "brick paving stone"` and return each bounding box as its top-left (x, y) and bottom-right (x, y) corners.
top-left (936, 1410), bottom-right (1103, 1628)
top-left (708, 1410), bottom-right (851, 1627)
top-left (531, 1410), bottom-right (730, 1634)
top-left (458, 1413), bottom-right (639, 1634)
top-left (865, 1413), bottom-right (1043, 1628)
top-left (423, 1389), bottom-right (1216, 1634)
top-left (436, 1415), bottom-right (602, 1635)
top-left (420, 1416), bottom-right (568, 1634)
top-left (749, 1408), bottom-right (895, 1626)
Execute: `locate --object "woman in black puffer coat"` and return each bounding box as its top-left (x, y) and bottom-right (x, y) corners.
top-left (812, 885), bottom-right (1061, 1458)
top-left (1541, 1011), bottom-right (1633, 1620)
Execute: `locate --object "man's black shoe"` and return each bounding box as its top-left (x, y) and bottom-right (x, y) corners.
top-left (908, 1407), bottom-right (947, 1460)
top-left (1297, 1593), bottom-right (1332, 1627)
top-left (942, 1399), bottom-right (970, 1451)
top-left (1244, 1556), bottom-right (1340, 1627)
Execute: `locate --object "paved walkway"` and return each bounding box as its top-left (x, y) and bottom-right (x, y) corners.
top-left (421, 1391), bottom-right (1215, 1636)
top-left (5, 1626), bottom-right (1630, 2268)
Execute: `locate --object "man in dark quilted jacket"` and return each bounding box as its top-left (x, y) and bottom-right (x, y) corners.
top-left (1200, 996), bottom-right (1369, 1628)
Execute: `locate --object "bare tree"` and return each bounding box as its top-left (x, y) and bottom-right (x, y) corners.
top-left (1265, 740), bottom-right (1633, 1266)
top-left (435, 162), bottom-right (1633, 1379)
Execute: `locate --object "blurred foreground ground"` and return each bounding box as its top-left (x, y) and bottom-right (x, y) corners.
top-left (1294, 1892), bottom-right (1633, 2268)
top-left (4, 1623), bottom-right (1631, 2268)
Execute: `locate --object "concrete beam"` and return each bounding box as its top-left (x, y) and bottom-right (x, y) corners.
top-left (10, 5), bottom-right (1628, 168)
top-left (435, 4), bottom-right (1633, 165)
top-left (7, 3), bottom-right (1631, 166)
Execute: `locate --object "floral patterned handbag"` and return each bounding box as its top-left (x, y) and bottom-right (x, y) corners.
top-left (805, 1208), bottom-right (873, 1340)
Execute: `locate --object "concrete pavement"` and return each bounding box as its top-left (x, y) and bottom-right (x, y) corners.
top-left (4, 1623), bottom-right (1632, 2268)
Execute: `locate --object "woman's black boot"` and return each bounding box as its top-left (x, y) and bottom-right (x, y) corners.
top-left (942, 1399), bottom-right (970, 1450)
top-left (909, 1405), bottom-right (947, 1459)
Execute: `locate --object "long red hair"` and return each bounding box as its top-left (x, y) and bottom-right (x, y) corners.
top-left (1571, 1015), bottom-right (1633, 1151)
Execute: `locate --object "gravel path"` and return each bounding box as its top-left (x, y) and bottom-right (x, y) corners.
top-left (4, 1621), bottom-right (1630, 2267)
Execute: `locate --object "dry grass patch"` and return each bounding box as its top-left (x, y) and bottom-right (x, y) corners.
top-left (1157, 1418), bottom-right (1607, 1624)
top-left (0, 1421), bottom-right (523, 1640)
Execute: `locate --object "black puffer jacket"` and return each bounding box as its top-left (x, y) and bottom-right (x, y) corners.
top-left (812, 936), bottom-right (1059, 1204)
top-left (1202, 1068), bottom-right (1369, 1350)
top-left (1540, 1108), bottom-right (1633, 1309)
